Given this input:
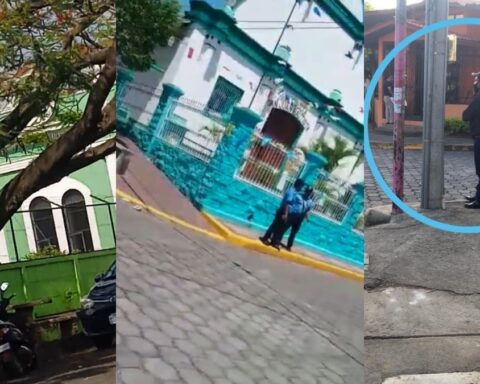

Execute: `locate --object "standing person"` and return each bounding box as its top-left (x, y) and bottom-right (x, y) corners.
top-left (383, 74), bottom-right (394, 124)
top-left (280, 186), bottom-right (315, 252)
top-left (259, 179), bottom-right (304, 245)
top-left (270, 185), bottom-right (305, 250)
top-left (463, 72), bottom-right (480, 209)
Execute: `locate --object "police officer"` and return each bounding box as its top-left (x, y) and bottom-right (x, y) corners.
top-left (463, 72), bottom-right (480, 209)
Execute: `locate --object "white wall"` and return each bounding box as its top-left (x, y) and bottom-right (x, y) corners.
top-left (170, 28), bottom-right (264, 107)
top-left (123, 24), bottom-right (348, 150)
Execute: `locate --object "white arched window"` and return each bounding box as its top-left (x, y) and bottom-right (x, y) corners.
top-left (62, 190), bottom-right (94, 252)
top-left (29, 197), bottom-right (59, 250)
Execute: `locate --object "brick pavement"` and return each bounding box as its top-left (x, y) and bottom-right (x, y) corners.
top-left (116, 201), bottom-right (363, 384)
top-left (365, 149), bottom-right (477, 208)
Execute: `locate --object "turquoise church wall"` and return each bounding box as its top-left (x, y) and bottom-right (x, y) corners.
top-left (119, 83), bottom-right (364, 267)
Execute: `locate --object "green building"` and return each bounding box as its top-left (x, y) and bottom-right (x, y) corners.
top-left (0, 97), bottom-right (116, 263)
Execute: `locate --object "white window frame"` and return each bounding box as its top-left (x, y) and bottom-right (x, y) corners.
top-left (21, 177), bottom-right (101, 253)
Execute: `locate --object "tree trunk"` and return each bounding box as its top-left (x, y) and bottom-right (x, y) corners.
top-left (0, 46), bottom-right (116, 230)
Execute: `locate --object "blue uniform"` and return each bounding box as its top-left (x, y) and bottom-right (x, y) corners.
top-left (287, 192), bottom-right (305, 216)
top-left (279, 195), bottom-right (315, 250)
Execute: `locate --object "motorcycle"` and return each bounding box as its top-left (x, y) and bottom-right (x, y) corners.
top-left (0, 282), bottom-right (37, 379)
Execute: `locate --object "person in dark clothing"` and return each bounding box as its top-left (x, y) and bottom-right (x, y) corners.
top-left (463, 72), bottom-right (480, 209)
top-left (280, 186), bottom-right (316, 252)
top-left (259, 179), bottom-right (304, 246)
top-left (383, 75), bottom-right (394, 124)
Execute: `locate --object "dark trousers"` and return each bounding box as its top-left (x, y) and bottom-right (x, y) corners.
top-left (262, 209), bottom-right (286, 242)
top-left (274, 214), bottom-right (304, 248)
top-left (475, 137), bottom-right (480, 200)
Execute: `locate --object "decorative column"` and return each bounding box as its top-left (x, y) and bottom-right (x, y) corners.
top-left (146, 83), bottom-right (184, 156)
top-left (301, 151), bottom-right (328, 186)
top-left (117, 67), bottom-right (134, 130)
top-left (344, 183), bottom-right (364, 228)
top-left (117, 67), bottom-right (134, 102)
top-left (198, 106), bottom-right (263, 203)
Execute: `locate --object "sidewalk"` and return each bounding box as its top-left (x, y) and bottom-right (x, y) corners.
top-left (219, 219), bottom-right (364, 275)
top-left (117, 135), bottom-right (214, 232)
top-left (117, 136), bottom-right (362, 281)
top-left (364, 202), bottom-right (480, 383)
top-left (370, 126), bottom-right (473, 151)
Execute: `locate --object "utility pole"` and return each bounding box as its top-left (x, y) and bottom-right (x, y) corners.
top-left (248, 0), bottom-right (297, 108)
top-left (392, 0), bottom-right (407, 215)
top-left (421, 0), bottom-right (449, 209)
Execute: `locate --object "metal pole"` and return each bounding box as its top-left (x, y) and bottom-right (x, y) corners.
top-left (421, 0), bottom-right (449, 209)
top-left (392, 0), bottom-right (407, 215)
top-left (248, 0), bottom-right (297, 108)
top-left (9, 218), bottom-right (19, 262)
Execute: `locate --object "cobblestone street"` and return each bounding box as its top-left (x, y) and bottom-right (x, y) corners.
top-left (116, 201), bottom-right (363, 384)
top-left (365, 149), bottom-right (477, 207)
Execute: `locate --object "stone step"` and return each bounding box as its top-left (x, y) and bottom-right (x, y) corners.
top-left (384, 372), bottom-right (480, 383)
top-left (365, 337), bottom-right (480, 384)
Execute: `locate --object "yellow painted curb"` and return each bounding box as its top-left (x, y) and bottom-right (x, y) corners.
top-left (117, 189), bottom-right (363, 283)
top-left (202, 212), bottom-right (364, 283)
top-left (116, 189), bottom-right (225, 242)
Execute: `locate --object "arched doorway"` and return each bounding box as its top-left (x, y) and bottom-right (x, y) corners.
top-left (239, 108), bottom-right (305, 191)
top-left (261, 108), bottom-right (304, 149)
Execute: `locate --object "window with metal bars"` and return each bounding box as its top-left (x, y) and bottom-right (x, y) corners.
top-left (206, 77), bottom-right (244, 117)
top-left (29, 197), bottom-right (60, 250)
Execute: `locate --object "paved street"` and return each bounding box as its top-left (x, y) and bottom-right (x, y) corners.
top-left (365, 204), bottom-right (480, 384)
top-left (16, 346), bottom-right (115, 384)
top-left (366, 149), bottom-right (477, 208)
top-left (116, 201), bottom-right (363, 384)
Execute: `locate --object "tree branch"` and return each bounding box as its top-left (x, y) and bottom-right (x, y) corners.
top-left (0, 46), bottom-right (112, 151)
top-left (0, 45), bottom-right (116, 229)
top-left (61, 138), bottom-right (115, 176)
top-left (63, 5), bottom-right (111, 49)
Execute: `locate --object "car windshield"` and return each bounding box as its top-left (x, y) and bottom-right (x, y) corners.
top-left (102, 262), bottom-right (116, 280)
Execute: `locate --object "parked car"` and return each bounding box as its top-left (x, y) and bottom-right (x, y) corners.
top-left (77, 262), bottom-right (116, 349)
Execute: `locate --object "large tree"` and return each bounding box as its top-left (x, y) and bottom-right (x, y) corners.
top-left (0, 0), bottom-right (181, 230)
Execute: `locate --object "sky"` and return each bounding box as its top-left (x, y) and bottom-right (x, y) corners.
top-left (235, 0), bottom-right (364, 122)
top-left (181, 0), bottom-right (364, 121)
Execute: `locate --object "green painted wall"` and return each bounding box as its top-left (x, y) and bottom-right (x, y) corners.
top-left (0, 173), bottom-right (30, 260)
top-left (70, 159), bottom-right (116, 249)
top-left (0, 157), bottom-right (115, 261)
top-left (0, 249), bottom-right (115, 318)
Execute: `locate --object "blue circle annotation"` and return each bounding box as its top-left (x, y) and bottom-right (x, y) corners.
top-left (364, 17), bottom-right (480, 234)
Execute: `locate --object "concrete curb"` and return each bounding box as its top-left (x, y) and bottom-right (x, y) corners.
top-left (371, 142), bottom-right (473, 151)
top-left (117, 189), bottom-right (363, 283)
top-left (383, 372), bottom-right (480, 383)
top-left (366, 200), bottom-right (471, 227)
